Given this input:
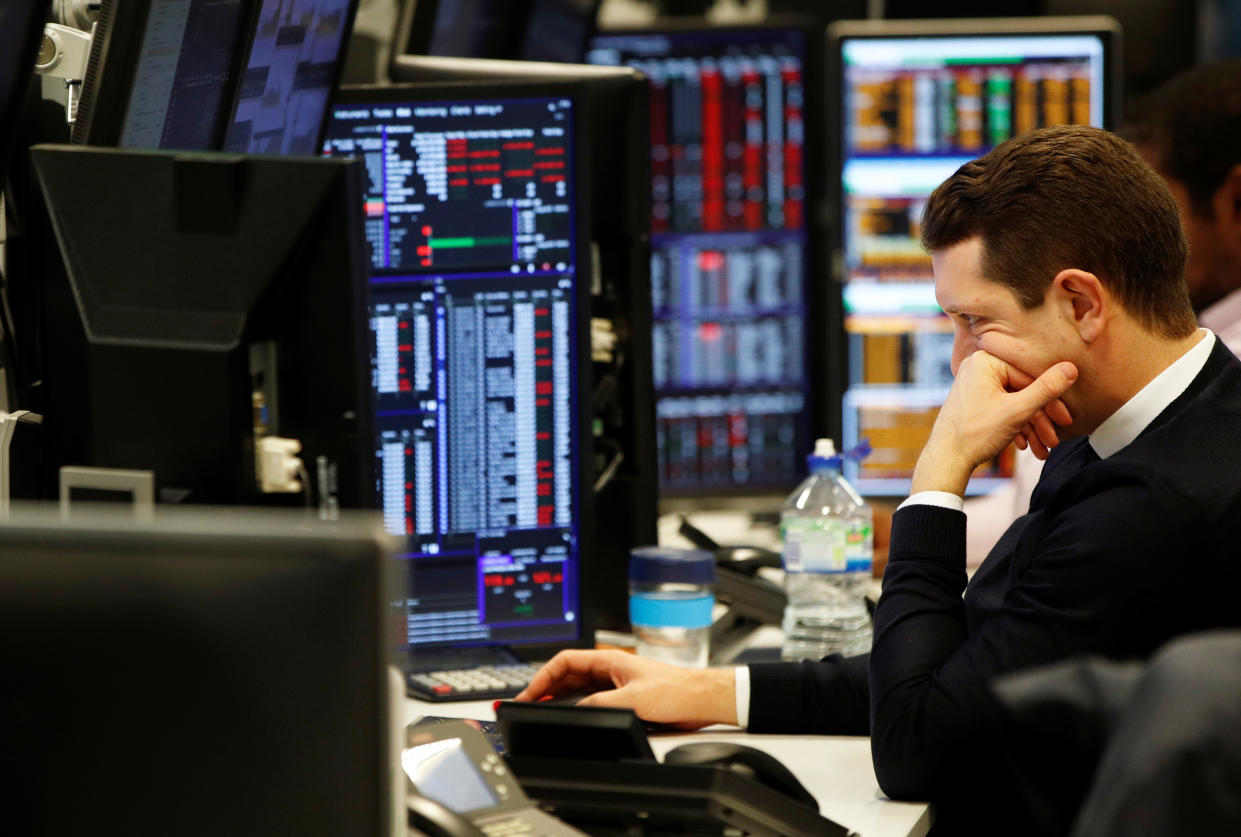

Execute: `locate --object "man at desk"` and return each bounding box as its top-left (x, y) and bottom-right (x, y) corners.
top-left (960, 59), bottom-right (1241, 567)
top-left (517, 125), bottom-right (1241, 832)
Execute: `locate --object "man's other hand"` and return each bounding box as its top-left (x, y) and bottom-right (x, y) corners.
top-left (912, 352), bottom-right (1078, 496)
top-left (514, 650), bottom-right (738, 730)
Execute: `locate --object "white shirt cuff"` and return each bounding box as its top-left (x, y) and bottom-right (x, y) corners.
top-left (733, 665), bottom-right (751, 729)
top-left (898, 490), bottom-right (965, 512)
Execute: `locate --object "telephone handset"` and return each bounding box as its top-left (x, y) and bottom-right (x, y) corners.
top-left (677, 515), bottom-right (783, 574)
top-left (407, 792), bottom-right (486, 837)
top-left (677, 516), bottom-right (787, 630)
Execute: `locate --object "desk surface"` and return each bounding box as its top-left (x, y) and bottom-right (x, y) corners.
top-left (403, 695), bottom-right (932, 837)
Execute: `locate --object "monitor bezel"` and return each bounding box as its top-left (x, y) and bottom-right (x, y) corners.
top-left (391, 0), bottom-right (604, 64)
top-left (71, 0), bottom-right (257, 149)
top-left (0, 505), bottom-right (396, 836)
top-left (826, 15), bottom-right (1123, 498)
top-left (327, 80), bottom-right (597, 659)
top-left (586, 17), bottom-right (835, 501)
top-left (26, 143), bottom-right (377, 507)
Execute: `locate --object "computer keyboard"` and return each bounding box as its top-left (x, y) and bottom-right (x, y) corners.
top-left (406, 662), bottom-right (541, 702)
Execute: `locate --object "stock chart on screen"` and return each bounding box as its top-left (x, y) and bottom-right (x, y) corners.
top-left (324, 93), bottom-right (583, 649)
top-left (833, 25), bottom-right (1115, 495)
top-left (588, 26), bottom-right (814, 495)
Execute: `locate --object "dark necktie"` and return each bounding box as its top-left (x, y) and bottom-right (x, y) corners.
top-left (1029, 438), bottom-right (1101, 511)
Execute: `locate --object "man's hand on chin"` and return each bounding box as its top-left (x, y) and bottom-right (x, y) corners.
top-left (912, 352), bottom-right (1078, 496)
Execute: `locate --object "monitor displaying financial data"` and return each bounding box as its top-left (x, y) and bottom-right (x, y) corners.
top-left (114, 0), bottom-right (251, 150)
top-left (74, 0), bottom-right (356, 154)
top-left (586, 26), bottom-right (816, 496)
top-left (831, 20), bottom-right (1118, 495)
top-left (323, 88), bottom-right (586, 653)
top-left (223, 0), bottom-right (356, 154)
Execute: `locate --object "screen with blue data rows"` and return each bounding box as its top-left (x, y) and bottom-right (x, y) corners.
top-left (324, 94), bottom-right (582, 649)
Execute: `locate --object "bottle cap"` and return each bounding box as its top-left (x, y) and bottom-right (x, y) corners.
top-left (813, 438), bottom-right (836, 457)
top-left (808, 437), bottom-right (842, 471)
top-left (629, 546), bottom-right (716, 586)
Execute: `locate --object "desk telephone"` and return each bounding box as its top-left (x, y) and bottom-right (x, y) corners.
top-left (404, 703), bottom-right (855, 836)
top-left (676, 516), bottom-right (788, 628)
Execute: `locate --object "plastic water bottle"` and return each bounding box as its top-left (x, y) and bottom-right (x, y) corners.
top-left (780, 438), bottom-right (873, 661)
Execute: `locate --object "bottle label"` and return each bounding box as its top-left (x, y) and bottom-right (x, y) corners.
top-left (783, 518), bottom-right (872, 573)
top-left (629, 593), bottom-right (714, 629)
top-left (845, 524), bottom-right (873, 573)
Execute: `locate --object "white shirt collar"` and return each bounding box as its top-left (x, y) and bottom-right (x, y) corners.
top-left (1089, 329), bottom-right (1215, 459)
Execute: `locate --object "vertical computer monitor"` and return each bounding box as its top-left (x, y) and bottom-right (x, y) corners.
top-left (829, 16), bottom-right (1121, 496)
top-left (21, 145), bottom-right (374, 508)
top-left (322, 83), bottom-right (595, 661)
top-left (0, 507), bottom-right (394, 836)
top-left (382, 57), bottom-right (657, 631)
top-left (0, 0), bottom-right (50, 185)
top-left (220, 0), bottom-right (360, 154)
top-left (71, 0), bottom-right (256, 149)
top-left (586, 21), bottom-right (830, 500)
top-left (71, 0), bottom-right (358, 154)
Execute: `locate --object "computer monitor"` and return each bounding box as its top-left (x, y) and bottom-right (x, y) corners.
top-left (221, 0), bottom-right (360, 154)
top-left (19, 145), bottom-right (374, 508)
top-left (392, 0), bottom-right (602, 64)
top-left (829, 16), bottom-right (1121, 496)
top-left (322, 83), bottom-right (596, 658)
top-left (519, 0), bottom-right (604, 63)
top-left (0, 0), bottom-right (50, 185)
top-left (71, 0), bottom-right (255, 149)
top-left (382, 59), bottom-right (657, 631)
top-left (71, 0), bottom-right (357, 154)
top-left (586, 21), bottom-right (830, 500)
top-left (0, 507), bottom-right (394, 836)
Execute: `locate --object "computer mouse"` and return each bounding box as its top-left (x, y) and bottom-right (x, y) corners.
top-left (662, 741), bottom-right (819, 811)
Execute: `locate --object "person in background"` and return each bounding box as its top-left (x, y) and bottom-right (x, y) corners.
top-left (518, 125), bottom-right (1241, 834)
top-left (1124, 59), bottom-right (1241, 355)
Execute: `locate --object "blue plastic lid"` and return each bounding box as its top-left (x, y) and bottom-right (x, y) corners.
top-left (629, 546), bottom-right (716, 586)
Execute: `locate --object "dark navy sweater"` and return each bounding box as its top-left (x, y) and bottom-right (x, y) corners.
top-left (746, 339), bottom-right (1241, 831)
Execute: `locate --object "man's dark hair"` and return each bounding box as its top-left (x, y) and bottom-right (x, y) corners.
top-left (1122, 59), bottom-right (1241, 216)
top-left (921, 124), bottom-right (1195, 339)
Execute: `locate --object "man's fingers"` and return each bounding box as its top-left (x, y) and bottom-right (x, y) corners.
top-left (575, 687), bottom-right (629, 710)
top-left (1045, 397), bottom-right (1073, 428)
top-left (1009, 361), bottom-right (1078, 421)
top-left (515, 649), bottom-right (619, 701)
top-left (1022, 423), bottom-right (1049, 459)
top-left (1030, 409), bottom-right (1062, 450)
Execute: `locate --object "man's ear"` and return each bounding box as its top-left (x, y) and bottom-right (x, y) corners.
top-left (1051, 269), bottom-right (1106, 342)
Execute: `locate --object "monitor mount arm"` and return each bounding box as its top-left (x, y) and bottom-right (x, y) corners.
top-left (34, 23), bottom-right (94, 124)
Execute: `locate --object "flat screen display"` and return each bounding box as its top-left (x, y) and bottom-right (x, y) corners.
top-left (587, 26), bottom-right (815, 496)
top-left (833, 23), bottom-right (1115, 495)
top-left (402, 738), bottom-right (500, 813)
top-left (324, 89), bottom-right (585, 651)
